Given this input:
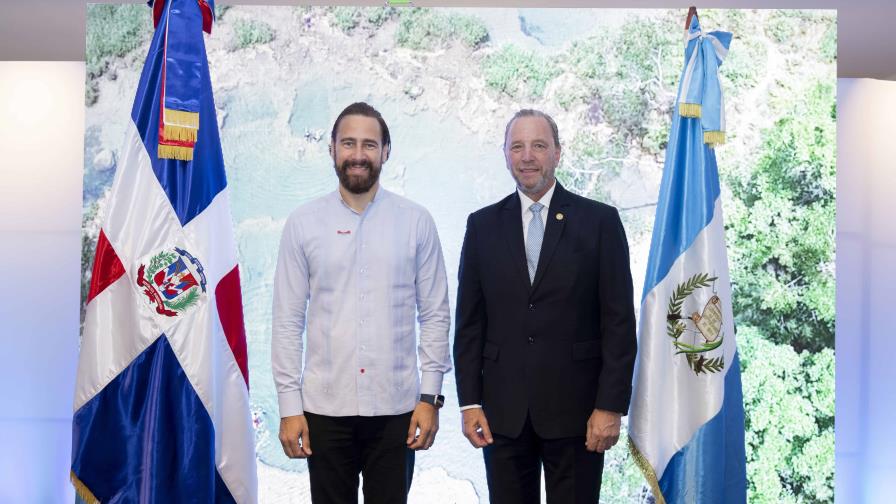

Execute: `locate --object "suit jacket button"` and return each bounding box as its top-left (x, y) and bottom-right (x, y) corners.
top-left (528, 336), bottom-right (535, 344)
top-left (528, 303), bottom-right (535, 311)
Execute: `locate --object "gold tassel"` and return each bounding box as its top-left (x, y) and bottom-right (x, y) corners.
top-left (704, 130), bottom-right (726, 147)
top-left (162, 124), bottom-right (198, 143)
top-left (71, 471), bottom-right (101, 504)
top-left (627, 437), bottom-right (667, 504)
top-left (679, 102), bottom-right (702, 118)
top-left (158, 144), bottom-right (194, 161)
top-left (162, 108), bottom-right (199, 142)
top-left (163, 108), bottom-right (199, 128)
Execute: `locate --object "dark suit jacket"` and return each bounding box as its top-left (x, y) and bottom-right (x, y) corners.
top-left (453, 183), bottom-right (637, 439)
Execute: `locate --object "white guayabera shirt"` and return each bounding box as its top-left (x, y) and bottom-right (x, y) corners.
top-left (272, 188), bottom-right (452, 418)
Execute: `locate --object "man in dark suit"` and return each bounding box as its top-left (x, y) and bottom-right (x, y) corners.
top-left (454, 109), bottom-right (637, 503)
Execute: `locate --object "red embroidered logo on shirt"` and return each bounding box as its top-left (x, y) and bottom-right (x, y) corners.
top-left (337, 230), bottom-right (351, 235)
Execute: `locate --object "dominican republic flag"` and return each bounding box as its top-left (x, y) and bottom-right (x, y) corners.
top-left (627, 11), bottom-right (746, 504)
top-left (71, 0), bottom-right (257, 502)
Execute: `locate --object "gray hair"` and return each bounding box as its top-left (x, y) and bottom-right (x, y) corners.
top-left (503, 109), bottom-right (560, 148)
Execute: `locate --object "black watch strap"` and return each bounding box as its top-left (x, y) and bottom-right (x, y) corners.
top-left (419, 394), bottom-right (445, 409)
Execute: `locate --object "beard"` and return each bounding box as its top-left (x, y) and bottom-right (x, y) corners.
top-left (335, 158), bottom-right (381, 195)
top-left (512, 165), bottom-right (553, 196)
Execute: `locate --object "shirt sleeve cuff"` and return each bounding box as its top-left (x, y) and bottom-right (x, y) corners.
top-left (278, 391), bottom-right (304, 418)
top-left (459, 404), bottom-right (482, 411)
top-left (420, 371), bottom-right (444, 396)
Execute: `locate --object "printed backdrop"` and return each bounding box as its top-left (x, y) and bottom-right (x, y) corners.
top-left (83, 6), bottom-right (836, 502)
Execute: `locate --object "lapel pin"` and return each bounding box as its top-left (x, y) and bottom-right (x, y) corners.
top-left (556, 212), bottom-right (564, 221)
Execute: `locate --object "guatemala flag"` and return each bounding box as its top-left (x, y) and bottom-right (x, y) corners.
top-left (627, 11), bottom-right (746, 504)
top-left (71, 0), bottom-right (257, 501)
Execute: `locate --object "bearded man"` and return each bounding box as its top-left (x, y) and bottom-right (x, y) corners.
top-left (272, 102), bottom-right (452, 504)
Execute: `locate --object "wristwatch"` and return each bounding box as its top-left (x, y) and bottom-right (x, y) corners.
top-left (419, 394), bottom-right (445, 409)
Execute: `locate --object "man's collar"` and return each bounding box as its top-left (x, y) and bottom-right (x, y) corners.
top-left (337, 184), bottom-right (385, 213)
top-left (517, 180), bottom-right (557, 212)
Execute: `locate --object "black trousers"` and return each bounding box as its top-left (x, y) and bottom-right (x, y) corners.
top-left (483, 415), bottom-right (604, 504)
top-left (304, 411), bottom-right (415, 504)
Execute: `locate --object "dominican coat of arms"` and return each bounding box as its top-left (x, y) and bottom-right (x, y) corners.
top-left (136, 247), bottom-right (207, 318)
top-left (666, 272), bottom-right (726, 375)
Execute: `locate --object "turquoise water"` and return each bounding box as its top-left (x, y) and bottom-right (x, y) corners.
top-left (83, 8), bottom-right (661, 501)
top-left (220, 70), bottom-right (512, 497)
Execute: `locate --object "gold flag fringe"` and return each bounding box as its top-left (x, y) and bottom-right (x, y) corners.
top-left (704, 130), bottom-right (726, 147)
top-left (679, 102), bottom-right (702, 118)
top-left (163, 108), bottom-right (199, 128)
top-left (71, 471), bottom-right (100, 504)
top-left (159, 144), bottom-right (194, 161)
top-left (627, 436), bottom-right (667, 504)
top-left (162, 108), bottom-right (199, 142)
top-left (162, 124), bottom-right (198, 143)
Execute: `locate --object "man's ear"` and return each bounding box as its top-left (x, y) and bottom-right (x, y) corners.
top-left (382, 144), bottom-right (390, 163)
top-left (329, 143), bottom-right (336, 160)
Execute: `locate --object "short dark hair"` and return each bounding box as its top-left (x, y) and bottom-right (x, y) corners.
top-left (503, 109), bottom-right (560, 148)
top-left (331, 102), bottom-right (391, 150)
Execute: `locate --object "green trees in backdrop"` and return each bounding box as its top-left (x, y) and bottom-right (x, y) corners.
top-left (83, 7), bottom-right (836, 502)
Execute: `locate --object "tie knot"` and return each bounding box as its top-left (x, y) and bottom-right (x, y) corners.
top-left (530, 202), bottom-right (544, 214)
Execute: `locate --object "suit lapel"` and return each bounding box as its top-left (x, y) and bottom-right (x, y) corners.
top-left (531, 183), bottom-right (572, 293)
top-left (500, 193), bottom-right (530, 289)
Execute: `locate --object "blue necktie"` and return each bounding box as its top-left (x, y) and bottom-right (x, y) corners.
top-left (526, 202), bottom-right (544, 283)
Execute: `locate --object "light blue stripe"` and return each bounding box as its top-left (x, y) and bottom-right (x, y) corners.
top-left (658, 352), bottom-right (747, 503)
top-left (642, 19), bottom-right (730, 301)
top-left (640, 109), bottom-right (721, 300)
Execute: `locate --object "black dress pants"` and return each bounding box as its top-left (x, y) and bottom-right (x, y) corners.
top-left (304, 411), bottom-right (414, 504)
top-left (483, 415), bottom-right (604, 504)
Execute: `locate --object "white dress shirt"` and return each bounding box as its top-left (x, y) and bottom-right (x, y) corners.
top-left (459, 181), bottom-right (556, 412)
top-left (272, 188), bottom-right (452, 418)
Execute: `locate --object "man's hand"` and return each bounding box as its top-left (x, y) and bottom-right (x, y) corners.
top-left (585, 409), bottom-right (622, 453)
top-left (407, 402), bottom-right (439, 450)
top-left (279, 415), bottom-right (312, 458)
top-left (461, 407), bottom-right (494, 448)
